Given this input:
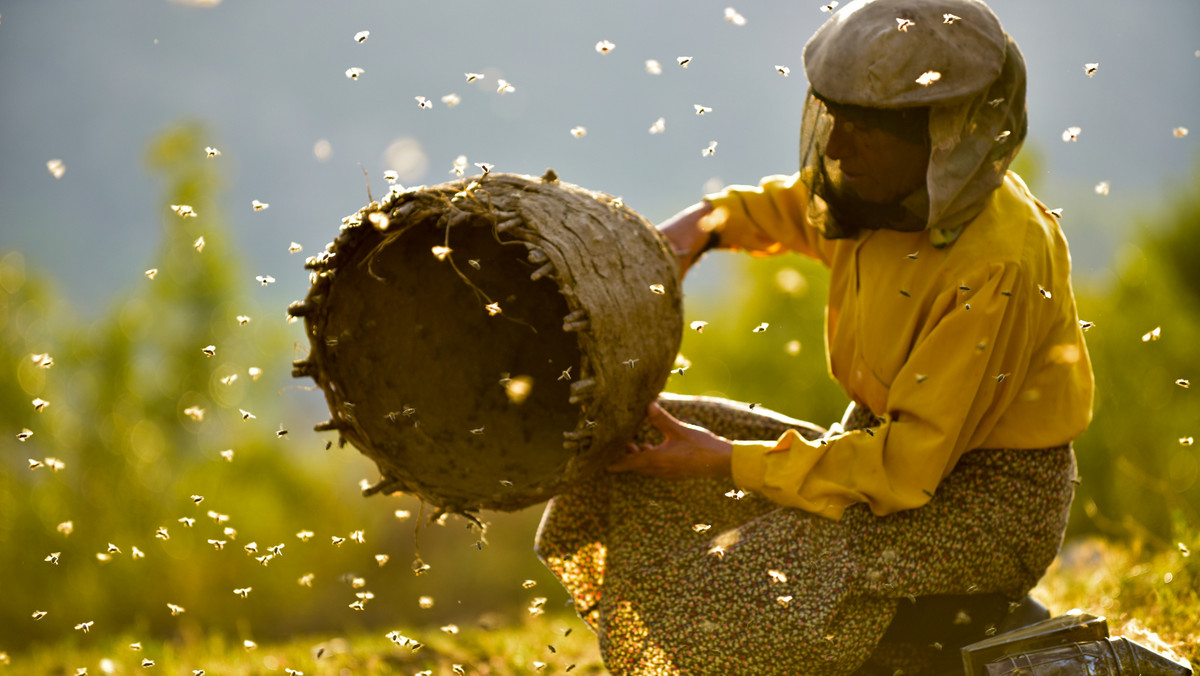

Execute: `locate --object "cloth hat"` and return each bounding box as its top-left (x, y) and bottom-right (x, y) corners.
top-left (798, 0), bottom-right (1027, 245)
top-left (805, 0), bottom-right (1007, 108)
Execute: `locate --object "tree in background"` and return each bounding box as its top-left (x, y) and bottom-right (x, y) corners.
top-left (0, 124), bottom-right (566, 652)
top-left (1071, 167), bottom-right (1200, 542)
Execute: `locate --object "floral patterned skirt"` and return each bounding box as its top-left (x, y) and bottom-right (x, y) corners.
top-left (535, 393), bottom-right (1076, 675)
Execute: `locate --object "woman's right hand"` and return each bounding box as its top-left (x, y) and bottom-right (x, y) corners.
top-left (657, 201), bottom-right (718, 279)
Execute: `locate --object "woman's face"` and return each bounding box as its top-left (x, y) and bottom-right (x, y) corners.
top-left (824, 109), bottom-right (930, 205)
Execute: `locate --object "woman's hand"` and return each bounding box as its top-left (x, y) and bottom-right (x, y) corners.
top-left (658, 201), bottom-right (718, 279)
top-left (608, 402), bottom-right (733, 480)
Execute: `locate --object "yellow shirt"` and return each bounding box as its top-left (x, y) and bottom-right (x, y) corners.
top-left (705, 171), bottom-right (1094, 520)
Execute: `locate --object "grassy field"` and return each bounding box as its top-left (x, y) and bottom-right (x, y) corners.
top-left (3, 535), bottom-right (1195, 675)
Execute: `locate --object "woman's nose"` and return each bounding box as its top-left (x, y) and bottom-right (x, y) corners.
top-left (825, 118), bottom-right (854, 161)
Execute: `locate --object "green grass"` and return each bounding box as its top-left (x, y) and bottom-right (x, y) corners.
top-left (3, 535), bottom-right (1196, 675)
top-left (0, 612), bottom-right (604, 675)
top-left (1032, 534), bottom-right (1199, 668)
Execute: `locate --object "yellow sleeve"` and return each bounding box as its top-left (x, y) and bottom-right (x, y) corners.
top-left (731, 261), bottom-right (1033, 519)
top-left (704, 173), bottom-right (831, 263)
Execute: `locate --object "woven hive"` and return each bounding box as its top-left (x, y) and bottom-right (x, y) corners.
top-left (289, 171), bottom-right (683, 514)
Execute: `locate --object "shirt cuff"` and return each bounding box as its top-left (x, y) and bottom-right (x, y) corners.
top-left (730, 440), bottom-right (773, 494)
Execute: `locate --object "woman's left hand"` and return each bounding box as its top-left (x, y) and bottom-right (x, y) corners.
top-left (608, 402), bottom-right (734, 479)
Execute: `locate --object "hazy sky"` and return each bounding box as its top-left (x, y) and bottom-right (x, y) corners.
top-left (1, 0), bottom-right (1197, 314)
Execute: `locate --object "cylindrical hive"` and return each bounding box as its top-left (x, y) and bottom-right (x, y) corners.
top-left (290, 171), bottom-right (683, 513)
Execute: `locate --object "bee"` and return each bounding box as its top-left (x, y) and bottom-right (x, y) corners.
top-left (701, 141), bottom-right (718, 157)
top-left (33, 610), bottom-right (48, 620)
top-left (145, 268), bottom-right (159, 279)
top-left (32, 397), bottom-right (49, 412)
top-left (171, 204), bottom-right (197, 218)
top-left (201, 345), bottom-right (216, 357)
top-left (288, 242), bottom-right (303, 254)
top-left (345, 67), bottom-right (364, 80)
top-left (693, 103), bottom-right (712, 115)
top-left (354, 30), bottom-right (369, 43)
top-left (234, 587), bottom-right (252, 598)
top-left (896, 18), bottom-right (915, 31)
top-left (465, 72), bottom-right (484, 83)
top-left (677, 56), bottom-right (693, 68)
top-left (251, 200), bottom-right (269, 211)
top-left (1083, 62), bottom-right (1099, 77)
top-left (724, 7), bottom-right (746, 25)
top-left (1061, 127), bottom-right (1081, 142)
top-left (47, 159), bottom-right (66, 178)
top-left (649, 117), bottom-right (666, 134)
top-left (775, 65), bottom-right (790, 77)
top-left (915, 71), bottom-right (941, 86)
top-left (943, 13), bottom-right (961, 23)
top-left (167, 603), bottom-right (186, 616)
top-left (595, 40), bottom-right (615, 54)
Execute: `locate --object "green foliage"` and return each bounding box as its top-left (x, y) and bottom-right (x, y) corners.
top-left (1070, 171), bottom-right (1200, 540)
top-left (0, 124), bottom-right (565, 654)
top-left (669, 253), bottom-right (848, 428)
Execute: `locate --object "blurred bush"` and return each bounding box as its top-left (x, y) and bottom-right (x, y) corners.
top-left (1070, 169), bottom-right (1200, 542)
top-left (0, 124), bottom-right (563, 653)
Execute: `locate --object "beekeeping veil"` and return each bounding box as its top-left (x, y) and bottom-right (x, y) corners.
top-left (801, 0), bottom-right (1026, 245)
